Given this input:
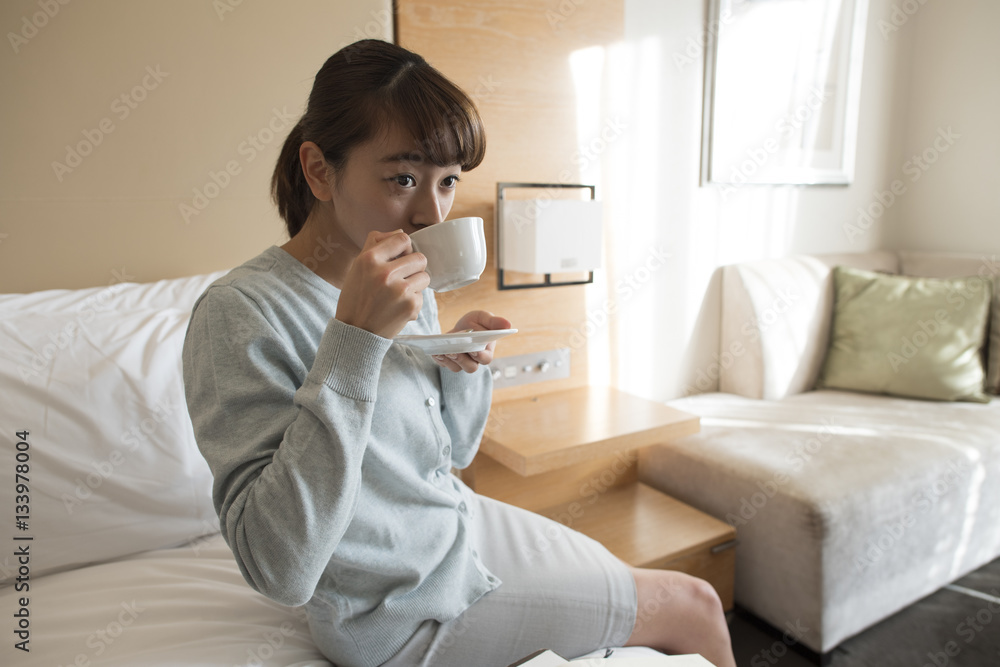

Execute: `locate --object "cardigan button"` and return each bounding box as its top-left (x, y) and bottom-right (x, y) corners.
top-left (425, 397), bottom-right (436, 407)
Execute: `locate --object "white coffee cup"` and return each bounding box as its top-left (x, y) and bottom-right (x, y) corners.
top-left (409, 217), bottom-right (487, 292)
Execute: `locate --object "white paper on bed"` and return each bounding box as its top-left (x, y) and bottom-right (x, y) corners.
top-left (514, 648), bottom-right (714, 666)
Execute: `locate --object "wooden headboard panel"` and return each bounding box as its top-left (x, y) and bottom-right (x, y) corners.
top-left (396, 0), bottom-right (624, 399)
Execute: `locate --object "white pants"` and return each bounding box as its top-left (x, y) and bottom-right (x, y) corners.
top-left (382, 493), bottom-right (638, 667)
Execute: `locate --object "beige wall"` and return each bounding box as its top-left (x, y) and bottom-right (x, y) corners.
top-left (884, 0), bottom-right (1000, 253)
top-left (0, 0), bottom-right (392, 292)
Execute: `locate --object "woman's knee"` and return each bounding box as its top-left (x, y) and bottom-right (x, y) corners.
top-left (681, 572), bottom-right (723, 613)
top-left (631, 568), bottom-right (723, 627)
top-left (628, 568), bottom-right (735, 667)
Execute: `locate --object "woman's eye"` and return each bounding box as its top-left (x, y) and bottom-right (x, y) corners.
top-left (392, 175), bottom-right (416, 187)
top-left (442, 175), bottom-right (460, 188)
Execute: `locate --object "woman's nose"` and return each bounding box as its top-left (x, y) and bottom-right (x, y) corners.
top-left (412, 188), bottom-right (446, 228)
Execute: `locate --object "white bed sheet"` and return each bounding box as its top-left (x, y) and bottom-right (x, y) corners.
top-left (0, 533), bottom-right (332, 667)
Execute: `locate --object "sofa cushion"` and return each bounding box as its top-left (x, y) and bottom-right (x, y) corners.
top-left (639, 390), bottom-right (1000, 653)
top-left (898, 250), bottom-right (1000, 395)
top-left (0, 272), bottom-right (226, 582)
top-left (816, 266), bottom-right (991, 403)
top-left (718, 251), bottom-right (899, 400)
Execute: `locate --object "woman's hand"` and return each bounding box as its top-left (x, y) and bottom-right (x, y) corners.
top-left (335, 230), bottom-right (430, 339)
top-left (433, 311), bottom-right (512, 374)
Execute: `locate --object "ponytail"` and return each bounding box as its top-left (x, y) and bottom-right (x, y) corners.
top-left (270, 122), bottom-right (311, 238)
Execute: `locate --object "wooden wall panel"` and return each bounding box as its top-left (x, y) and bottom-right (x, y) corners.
top-left (396, 0), bottom-right (624, 399)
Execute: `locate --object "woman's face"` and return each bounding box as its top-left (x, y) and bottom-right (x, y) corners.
top-left (327, 124), bottom-right (462, 250)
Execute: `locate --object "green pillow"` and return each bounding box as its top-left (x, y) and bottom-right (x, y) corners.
top-left (817, 266), bottom-right (993, 403)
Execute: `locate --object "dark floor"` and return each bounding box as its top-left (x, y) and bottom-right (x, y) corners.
top-left (729, 557), bottom-right (1000, 667)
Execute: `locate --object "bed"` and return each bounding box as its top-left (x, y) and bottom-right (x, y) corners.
top-left (0, 270), bottom-right (661, 666)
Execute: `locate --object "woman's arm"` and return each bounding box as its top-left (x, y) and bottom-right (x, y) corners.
top-left (182, 285), bottom-right (392, 607)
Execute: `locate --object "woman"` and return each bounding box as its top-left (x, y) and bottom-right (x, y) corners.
top-left (182, 39), bottom-right (736, 667)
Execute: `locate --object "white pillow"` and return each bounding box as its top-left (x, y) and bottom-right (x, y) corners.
top-left (0, 271), bottom-right (227, 582)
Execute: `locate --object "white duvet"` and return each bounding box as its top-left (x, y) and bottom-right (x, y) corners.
top-left (0, 534), bottom-right (332, 667)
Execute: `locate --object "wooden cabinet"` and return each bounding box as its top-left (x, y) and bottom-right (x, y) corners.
top-left (463, 386), bottom-right (736, 610)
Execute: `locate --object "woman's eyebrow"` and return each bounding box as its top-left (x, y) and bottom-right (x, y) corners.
top-left (379, 151), bottom-right (425, 164)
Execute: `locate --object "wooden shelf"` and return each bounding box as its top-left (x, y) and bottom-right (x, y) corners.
top-left (539, 482), bottom-right (735, 567)
top-left (481, 385), bottom-right (700, 476)
top-left (467, 385), bottom-right (735, 610)
top-left (537, 482), bottom-right (737, 610)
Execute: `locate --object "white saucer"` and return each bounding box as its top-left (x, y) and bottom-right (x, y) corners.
top-left (395, 329), bottom-right (517, 355)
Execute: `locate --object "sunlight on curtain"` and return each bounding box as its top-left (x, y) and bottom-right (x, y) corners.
top-left (570, 9), bottom-right (828, 400)
top-left (570, 36), bottom-right (665, 394)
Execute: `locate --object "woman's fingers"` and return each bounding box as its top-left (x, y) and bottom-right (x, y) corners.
top-left (430, 310), bottom-right (513, 372)
top-left (432, 353), bottom-right (479, 373)
top-left (335, 230), bottom-right (430, 338)
top-left (449, 311), bottom-right (512, 335)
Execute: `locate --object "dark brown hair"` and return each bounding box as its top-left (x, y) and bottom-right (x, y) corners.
top-left (271, 39), bottom-right (487, 237)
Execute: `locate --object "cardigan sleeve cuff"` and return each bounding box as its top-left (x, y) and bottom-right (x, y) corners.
top-left (308, 318), bottom-right (394, 402)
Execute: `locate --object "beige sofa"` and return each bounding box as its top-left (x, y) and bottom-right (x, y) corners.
top-left (638, 250), bottom-right (1000, 655)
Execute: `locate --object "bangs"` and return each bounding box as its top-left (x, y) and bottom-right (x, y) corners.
top-left (374, 63), bottom-right (486, 171)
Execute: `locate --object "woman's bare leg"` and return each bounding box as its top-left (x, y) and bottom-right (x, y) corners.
top-left (625, 567), bottom-right (736, 667)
